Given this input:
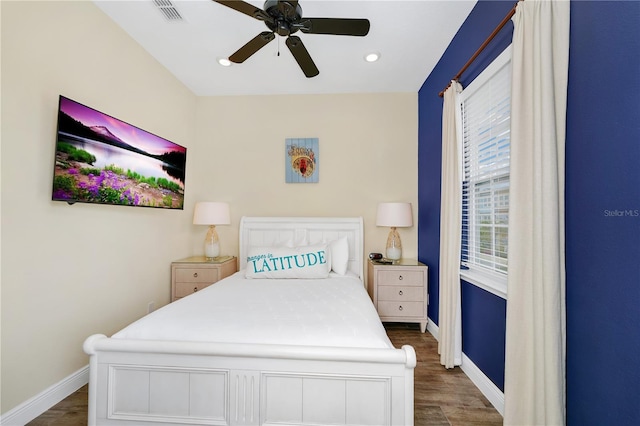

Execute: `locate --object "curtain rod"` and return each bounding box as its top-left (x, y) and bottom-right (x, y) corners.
top-left (438, 1), bottom-right (520, 98)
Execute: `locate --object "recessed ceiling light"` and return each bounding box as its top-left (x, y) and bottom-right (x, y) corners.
top-left (364, 52), bottom-right (380, 63)
top-left (217, 58), bottom-right (232, 67)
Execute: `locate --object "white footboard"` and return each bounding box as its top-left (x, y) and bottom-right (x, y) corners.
top-left (84, 334), bottom-right (416, 426)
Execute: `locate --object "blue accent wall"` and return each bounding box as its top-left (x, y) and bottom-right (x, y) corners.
top-left (417, 0), bottom-right (513, 390)
top-left (417, 1), bottom-right (514, 326)
top-left (565, 2), bottom-right (640, 424)
top-left (461, 281), bottom-right (506, 391)
top-left (418, 1), bottom-right (640, 424)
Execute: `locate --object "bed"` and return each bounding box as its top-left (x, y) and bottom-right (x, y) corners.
top-left (83, 217), bottom-right (416, 425)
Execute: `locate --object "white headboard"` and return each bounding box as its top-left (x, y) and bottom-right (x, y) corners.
top-left (239, 217), bottom-right (364, 280)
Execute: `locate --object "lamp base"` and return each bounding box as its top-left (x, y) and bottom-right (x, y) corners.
top-left (204, 225), bottom-right (220, 260)
top-left (385, 227), bottom-right (402, 261)
top-left (204, 245), bottom-right (220, 260)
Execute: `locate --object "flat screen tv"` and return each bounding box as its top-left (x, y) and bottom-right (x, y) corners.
top-left (52, 96), bottom-right (186, 209)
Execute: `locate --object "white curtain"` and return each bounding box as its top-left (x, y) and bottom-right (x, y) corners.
top-left (438, 81), bottom-right (463, 368)
top-left (504, 1), bottom-right (570, 425)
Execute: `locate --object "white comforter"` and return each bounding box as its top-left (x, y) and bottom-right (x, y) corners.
top-left (113, 271), bottom-right (393, 349)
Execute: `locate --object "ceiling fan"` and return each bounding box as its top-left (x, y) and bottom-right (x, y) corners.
top-left (213, 0), bottom-right (370, 78)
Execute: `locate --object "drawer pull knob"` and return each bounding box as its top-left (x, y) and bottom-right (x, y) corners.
top-left (398, 275), bottom-right (403, 281)
top-left (399, 290), bottom-right (403, 296)
top-left (399, 305), bottom-right (403, 311)
top-left (193, 287), bottom-right (198, 292)
top-left (193, 272), bottom-right (198, 278)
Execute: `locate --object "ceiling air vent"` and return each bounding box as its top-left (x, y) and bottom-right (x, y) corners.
top-left (153, 0), bottom-right (183, 21)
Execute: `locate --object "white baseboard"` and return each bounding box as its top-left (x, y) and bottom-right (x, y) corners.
top-left (427, 316), bottom-right (439, 338)
top-left (460, 353), bottom-right (504, 415)
top-left (426, 317), bottom-right (504, 416)
top-left (1, 365), bottom-right (89, 426)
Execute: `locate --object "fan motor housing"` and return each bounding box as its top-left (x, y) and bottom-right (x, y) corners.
top-left (264, 0), bottom-right (302, 36)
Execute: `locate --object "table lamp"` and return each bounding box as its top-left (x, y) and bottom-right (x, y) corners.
top-left (193, 202), bottom-right (230, 260)
top-left (376, 202), bottom-right (413, 261)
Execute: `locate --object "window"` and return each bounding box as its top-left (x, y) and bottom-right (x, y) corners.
top-left (459, 46), bottom-right (511, 295)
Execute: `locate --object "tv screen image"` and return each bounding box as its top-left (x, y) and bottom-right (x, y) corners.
top-left (52, 96), bottom-right (186, 209)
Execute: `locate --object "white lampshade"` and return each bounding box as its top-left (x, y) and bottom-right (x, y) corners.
top-left (193, 202), bottom-right (230, 225)
top-left (376, 203), bottom-right (413, 228)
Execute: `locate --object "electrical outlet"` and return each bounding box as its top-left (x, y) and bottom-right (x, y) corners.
top-left (147, 301), bottom-right (155, 313)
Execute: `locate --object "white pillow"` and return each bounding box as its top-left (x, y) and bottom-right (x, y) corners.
top-left (328, 236), bottom-right (349, 275)
top-left (245, 243), bottom-right (330, 279)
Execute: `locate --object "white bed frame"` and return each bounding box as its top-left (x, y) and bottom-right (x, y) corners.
top-left (84, 217), bottom-right (416, 425)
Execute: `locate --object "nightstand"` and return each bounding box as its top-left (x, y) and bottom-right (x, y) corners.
top-left (171, 256), bottom-right (237, 302)
top-left (367, 259), bottom-right (428, 332)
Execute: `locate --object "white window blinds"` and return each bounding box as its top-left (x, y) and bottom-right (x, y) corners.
top-left (460, 46), bottom-right (512, 275)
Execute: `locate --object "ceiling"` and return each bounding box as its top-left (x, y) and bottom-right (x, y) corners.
top-left (93, 0), bottom-right (477, 96)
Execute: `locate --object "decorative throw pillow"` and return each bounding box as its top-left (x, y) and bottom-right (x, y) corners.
top-left (328, 236), bottom-right (349, 275)
top-left (245, 243), bottom-right (330, 279)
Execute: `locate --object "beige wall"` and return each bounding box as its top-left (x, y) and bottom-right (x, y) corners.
top-left (1, 1), bottom-right (196, 412)
top-left (190, 94), bottom-right (418, 262)
top-left (1, 0), bottom-right (419, 415)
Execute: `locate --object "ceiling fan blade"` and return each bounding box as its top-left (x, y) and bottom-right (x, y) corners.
top-left (213, 0), bottom-right (273, 23)
top-left (286, 36), bottom-right (319, 78)
top-left (229, 31), bottom-right (275, 63)
top-left (299, 18), bottom-right (370, 36)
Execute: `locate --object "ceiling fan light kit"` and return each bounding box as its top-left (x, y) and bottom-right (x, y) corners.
top-left (213, 0), bottom-right (370, 78)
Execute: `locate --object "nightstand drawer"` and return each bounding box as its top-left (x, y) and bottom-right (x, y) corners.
top-left (174, 282), bottom-right (212, 298)
top-left (378, 285), bottom-right (424, 302)
top-left (377, 270), bottom-right (424, 286)
top-left (378, 301), bottom-right (424, 318)
top-left (171, 257), bottom-right (238, 302)
top-left (175, 268), bottom-right (219, 283)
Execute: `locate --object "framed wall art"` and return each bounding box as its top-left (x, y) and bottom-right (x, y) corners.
top-left (285, 138), bottom-right (319, 183)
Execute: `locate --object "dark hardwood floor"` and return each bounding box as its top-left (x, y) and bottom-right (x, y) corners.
top-left (26, 385), bottom-right (87, 426)
top-left (385, 323), bottom-right (502, 425)
top-left (27, 323), bottom-right (502, 426)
